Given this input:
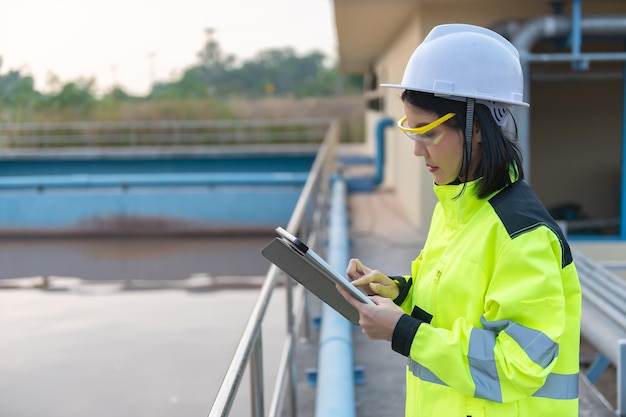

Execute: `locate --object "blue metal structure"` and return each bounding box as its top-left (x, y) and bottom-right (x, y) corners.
top-left (341, 117), bottom-right (393, 193)
top-left (0, 152), bottom-right (314, 234)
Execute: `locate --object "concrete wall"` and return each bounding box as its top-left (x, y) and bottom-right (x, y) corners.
top-left (375, 14), bottom-right (436, 228)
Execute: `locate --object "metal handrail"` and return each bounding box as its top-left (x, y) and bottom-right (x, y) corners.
top-left (208, 120), bottom-right (340, 417)
top-left (575, 247), bottom-right (626, 364)
top-left (575, 247), bottom-right (626, 415)
top-left (0, 118), bottom-right (332, 148)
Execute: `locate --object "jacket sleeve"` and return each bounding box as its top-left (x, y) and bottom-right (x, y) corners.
top-left (396, 226), bottom-right (568, 403)
top-left (393, 250), bottom-right (424, 311)
top-left (391, 275), bottom-right (412, 306)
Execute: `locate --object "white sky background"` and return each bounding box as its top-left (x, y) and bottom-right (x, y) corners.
top-left (1, 0), bottom-right (337, 96)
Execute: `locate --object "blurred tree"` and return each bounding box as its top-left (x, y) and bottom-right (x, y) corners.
top-left (0, 60), bottom-right (43, 120)
top-left (150, 67), bottom-right (207, 99)
top-left (102, 86), bottom-right (135, 102)
top-left (44, 78), bottom-right (96, 114)
top-left (0, 34), bottom-right (365, 122)
top-left (0, 62), bottom-right (41, 107)
top-left (197, 28), bottom-right (236, 96)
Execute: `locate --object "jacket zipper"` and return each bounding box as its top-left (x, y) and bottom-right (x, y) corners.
top-left (429, 269), bottom-right (441, 322)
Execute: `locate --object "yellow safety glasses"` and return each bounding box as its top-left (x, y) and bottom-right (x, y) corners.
top-left (397, 112), bottom-right (456, 145)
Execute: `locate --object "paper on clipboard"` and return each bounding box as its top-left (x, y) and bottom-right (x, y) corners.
top-left (261, 227), bottom-right (374, 325)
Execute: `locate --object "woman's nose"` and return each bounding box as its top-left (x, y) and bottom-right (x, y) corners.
top-left (413, 140), bottom-right (428, 157)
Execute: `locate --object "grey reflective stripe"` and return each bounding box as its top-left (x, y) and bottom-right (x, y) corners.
top-left (406, 317), bottom-right (571, 402)
top-left (468, 327), bottom-right (502, 402)
top-left (408, 358), bottom-right (445, 386)
top-left (408, 358), bottom-right (578, 401)
top-left (470, 318), bottom-right (560, 401)
top-left (533, 373), bottom-right (578, 399)
top-left (480, 317), bottom-right (559, 368)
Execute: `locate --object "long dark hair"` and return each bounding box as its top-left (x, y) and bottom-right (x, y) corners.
top-left (400, 90), bottom-right (524, 199)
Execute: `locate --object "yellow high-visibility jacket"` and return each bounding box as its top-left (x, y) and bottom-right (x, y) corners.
top-left (392, 178), bottom-right (581, 417)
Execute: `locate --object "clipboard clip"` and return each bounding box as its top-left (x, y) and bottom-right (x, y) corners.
top-left (276, 227), bottom-right (309, 254)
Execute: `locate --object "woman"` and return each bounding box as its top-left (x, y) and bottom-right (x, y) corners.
top-left (336, 24), bottom-right (581, 417)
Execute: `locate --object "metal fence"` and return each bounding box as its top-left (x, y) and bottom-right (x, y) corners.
top-left (575, 247), bottom-right (626, 416)
top-left (208, 120), bottom-right (339, 417)
top-left (0, 118), bottom-right (332, 148)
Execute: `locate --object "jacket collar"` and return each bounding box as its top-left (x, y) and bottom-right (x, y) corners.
top-left (433, 178), bottom-right (486, 230)
top-left (433, 165), bottom-right (521, 229)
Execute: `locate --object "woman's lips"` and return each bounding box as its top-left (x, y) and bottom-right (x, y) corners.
top-left (426, 164), bottom-right (438, 172)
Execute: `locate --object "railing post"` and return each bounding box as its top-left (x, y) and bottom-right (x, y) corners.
top-left (285, 274), bottom-right (298, 417)
top-left (250, 334), bottom-right (265, 417)
top-left (301, 291), bottom-right (312, 343)
top-left (619, 339), bottom-right (625, 417)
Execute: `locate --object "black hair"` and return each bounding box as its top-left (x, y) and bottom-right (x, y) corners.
top-left (400, 90), bottom-right (524, 199)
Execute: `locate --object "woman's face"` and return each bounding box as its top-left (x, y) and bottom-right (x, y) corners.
top-left (403, 102), bottom-right (481, 185)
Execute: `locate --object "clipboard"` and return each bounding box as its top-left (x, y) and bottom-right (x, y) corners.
top-left (261, 227), bottom-right (374, 325)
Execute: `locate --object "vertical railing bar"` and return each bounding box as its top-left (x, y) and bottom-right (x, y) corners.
top-left (267, 283), bottom-right (308, 417)
top-left (300, 285), bottom-right (312, 344)
top-left (267, 334), bottom-right (294, 417)
top-left (284, 272), bottom-right (298, 417)
top-left (619, 339), bottom-right (625, 417)
top-left (250, 333), bottom-right (265, 417)
top-left (208, 268), bottom-right (280, 417)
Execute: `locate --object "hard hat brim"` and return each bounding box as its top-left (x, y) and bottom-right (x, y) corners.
top-left (379, 83), bottom-right (530, 108)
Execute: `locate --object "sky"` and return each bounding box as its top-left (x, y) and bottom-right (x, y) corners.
top-left (1, 0), bottom-right (337, 96)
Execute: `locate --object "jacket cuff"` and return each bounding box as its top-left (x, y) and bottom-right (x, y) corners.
top-left (391, 275), bottom-right (412, 305)
top-left (391, 314), bottom-right (422, 357)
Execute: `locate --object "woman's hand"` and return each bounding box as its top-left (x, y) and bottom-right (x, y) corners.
top-left (345, 258), bottom-right (399, 300)
top-left (336, 284), bottom-right (405, 341)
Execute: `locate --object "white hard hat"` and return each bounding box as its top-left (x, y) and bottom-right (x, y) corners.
top-left (381, 23), bottom-right (529, 108)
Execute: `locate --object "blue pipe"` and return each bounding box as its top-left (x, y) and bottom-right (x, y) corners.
top-left (315, 178), bottom-right (356, 417)
top-left (570, 0), bottom-right (589, 70)
top-left (374, 117), bottom-right (394, 186)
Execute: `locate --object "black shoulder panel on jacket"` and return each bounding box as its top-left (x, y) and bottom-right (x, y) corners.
top-left (488, 181), bottom-right (573, 268)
